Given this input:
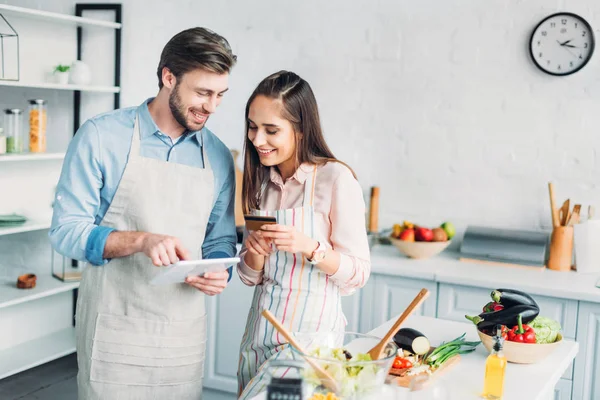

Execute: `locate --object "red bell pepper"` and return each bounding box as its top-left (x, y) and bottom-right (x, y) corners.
top-left (507, 314), bottom-right (536, 343)
top-left (482, 301), bottom-right (504, 313)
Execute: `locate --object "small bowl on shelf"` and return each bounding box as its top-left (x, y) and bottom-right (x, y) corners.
top-left (389, 237), bottom-right (451, 259)
top-left (477, 329), bottom-right (563, 364)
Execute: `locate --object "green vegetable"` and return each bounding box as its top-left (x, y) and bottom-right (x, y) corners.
top-left (529, 316), bottom-right (561, 344)
top-left (424, 333), bottom-right (481, 369)
top-left (302, 347), bottom-right (382, 397)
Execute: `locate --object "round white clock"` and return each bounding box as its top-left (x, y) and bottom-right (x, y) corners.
top-left (529, 12), bottom-right (595, 76)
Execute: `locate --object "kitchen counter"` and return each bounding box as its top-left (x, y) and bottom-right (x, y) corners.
top-left (250, 314), bottom-right (579, 400)
top-left (371, 244), bottom-right (600, 303)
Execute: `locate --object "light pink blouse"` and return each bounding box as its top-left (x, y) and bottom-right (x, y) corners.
top-left (237, 162), bottom-right (371, 295)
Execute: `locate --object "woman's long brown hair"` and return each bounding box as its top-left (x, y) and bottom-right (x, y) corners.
top-left (242, 70), bottom-right (356, 214)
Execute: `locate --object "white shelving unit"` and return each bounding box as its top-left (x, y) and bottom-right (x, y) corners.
top-left (0, 278), bottom-right (79, 310)
top-left (0, 80), bottom-right (120, 93)
top-left (0, 4), bottom-right (122, 29)
top-left (0, 3), bottom-right (121, 381)
top-left (0, 219), bottom-right (52, 237)
top-left (0, 327), bottom-right (76, 380)
top-left (0, 153), bottom-right (65, 162)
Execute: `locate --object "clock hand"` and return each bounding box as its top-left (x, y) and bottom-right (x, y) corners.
top-left (564, 44), bottom-right (578, 48)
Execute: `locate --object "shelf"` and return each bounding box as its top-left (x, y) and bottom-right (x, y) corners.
top-left (0, 327), bottom-right (76, 380)
top-left (0, 275), bottom-right (79, 310)
top-left (0, 153), bottom-right (65, 162)
top-left (0, 219), bottom-right (52, 237)
top-left (0, 4), bottom-right (121, 29)
top-left (0, 80), bottom-right (120, 93)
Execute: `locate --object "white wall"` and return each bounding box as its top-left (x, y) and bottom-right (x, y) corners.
top-left (3, 0), bottom-right (600, 243)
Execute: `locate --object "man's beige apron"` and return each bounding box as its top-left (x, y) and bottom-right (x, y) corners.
top-left (75, 114), bottom-right (214, 400)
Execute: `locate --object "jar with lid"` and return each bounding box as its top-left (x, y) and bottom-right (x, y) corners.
top-left (28, 99), bottom-right (47, 153)
top-left (4, 108), bottom-right (24, 154)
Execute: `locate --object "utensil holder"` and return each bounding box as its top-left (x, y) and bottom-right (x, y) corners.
top-left (547, 226), bottom-right (574, 272)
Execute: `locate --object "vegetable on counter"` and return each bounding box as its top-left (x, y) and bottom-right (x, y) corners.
top-left (424, 333), bottom-right (481, 369)
top-left (483, 301), bottom-right (504, 313)
top-left (507, 315), bottom-right (536, 343)
top-left (529, 316), bottom-right (562, 344)
top-left (491, 288), bottom-right (539, 309)
top-left (465, 304), bottom-right (540, 330)
top-left (393, 328), bottom-right (431, 356)
top-left (392, 356), bottom-right (413, 370)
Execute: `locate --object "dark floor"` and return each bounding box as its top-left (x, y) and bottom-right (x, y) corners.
top-left (0, 354), bottom-right (78, 400)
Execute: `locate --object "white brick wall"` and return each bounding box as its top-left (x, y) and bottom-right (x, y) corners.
top-left (3, 0), bottom-right (600, 240)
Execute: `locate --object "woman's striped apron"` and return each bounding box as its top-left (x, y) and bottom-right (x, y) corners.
top-left (237, 165), bottom-right (346, 399)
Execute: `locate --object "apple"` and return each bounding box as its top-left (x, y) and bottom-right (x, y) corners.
top-left (415, 227), bottom-right (434, 242)
top-left (399, 228), bottom-right (415, 242)
top-left (441, 222), bottom-right (456, 239)
top-left (432, 227), bottom-right (448, 242)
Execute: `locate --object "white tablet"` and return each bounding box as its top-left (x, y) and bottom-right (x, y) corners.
top-left (149, 257), bottom-right (240, 286)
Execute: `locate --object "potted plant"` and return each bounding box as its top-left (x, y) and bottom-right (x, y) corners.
top-left (54, 64), bottom-right (70, 84)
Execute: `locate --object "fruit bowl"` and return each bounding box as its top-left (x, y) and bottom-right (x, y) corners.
top-left (389, 237), bottom-right (451, 259)
top-left (477, 328), bottom-right (563, 364)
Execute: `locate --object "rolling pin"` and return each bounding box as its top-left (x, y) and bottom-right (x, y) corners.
top-left (368, 186), bottom-right (380, 233)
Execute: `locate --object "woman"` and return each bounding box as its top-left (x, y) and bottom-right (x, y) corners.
top-left (236, 71), bottom-right (371, 399)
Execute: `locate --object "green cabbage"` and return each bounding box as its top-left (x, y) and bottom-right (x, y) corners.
top-left (530, 316), bottom-right (561, 344)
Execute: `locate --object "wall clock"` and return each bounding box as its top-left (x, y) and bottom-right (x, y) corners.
top-left (529, 12), bottom-right (595, 76)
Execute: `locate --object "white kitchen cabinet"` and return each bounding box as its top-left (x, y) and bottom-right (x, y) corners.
top-left (203, 274), bottom-right (255, 394)
top-left (572, 301), bottom-right (600, 400)
top-left (554, 378), bottom-right (573, 400)
top-left (366, 275), bottom-right (437, 331)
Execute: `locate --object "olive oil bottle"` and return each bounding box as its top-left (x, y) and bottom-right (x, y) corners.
top-left (482, 326), bottom-right (507, 399)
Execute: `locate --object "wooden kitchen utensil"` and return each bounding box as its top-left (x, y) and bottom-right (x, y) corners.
top-left (367, 288), bottom-right (430, 360)
top-left (260, 309), bottom-right (339, 393)
top-left (559, 199), bottom-right (571, 226)
top-left (567, 204), bottom-right (581, 226)
top-left (368, 186), bottom-right (380, 233)
top-left (547, 226), bottom-right (574, 272)
top-left (548, 182), bottom-right (560, 228)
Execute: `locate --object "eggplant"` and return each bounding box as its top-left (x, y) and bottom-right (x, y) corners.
top-left (393, 328), bottom-right (431, 355)
top-left (465, 304), bottom-right (539, 329)
top-left (491, 288), bottom-right (538, 309)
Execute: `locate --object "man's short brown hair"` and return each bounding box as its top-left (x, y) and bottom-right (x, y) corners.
top-left (157, 27), bottom-right (237, 89)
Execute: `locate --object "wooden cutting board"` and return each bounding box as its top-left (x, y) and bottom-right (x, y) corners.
top-left (386, 353), bottom-right (461, 389)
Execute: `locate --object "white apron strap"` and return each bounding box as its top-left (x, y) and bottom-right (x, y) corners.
top-left (129, 114), bottom-right (142, 159)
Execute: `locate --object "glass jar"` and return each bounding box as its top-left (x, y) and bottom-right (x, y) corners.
top-left (4, 108), bottom-right (24, 154)
top-left (28, 99), bottom-right (47, 153)
top-left (0, 127), bottom-right (6, 155)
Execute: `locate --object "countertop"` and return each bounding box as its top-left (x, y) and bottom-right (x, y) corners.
top-left (250, 314), bottom-right (578, 400)
top-left (370, 244), bottom-right (600, 303)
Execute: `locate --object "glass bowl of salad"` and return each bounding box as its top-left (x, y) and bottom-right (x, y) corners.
top-left (291, 331), bottom-right (398, 399)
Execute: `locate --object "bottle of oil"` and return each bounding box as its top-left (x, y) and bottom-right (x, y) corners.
top-left (482, 326), bottom-right (507, 399)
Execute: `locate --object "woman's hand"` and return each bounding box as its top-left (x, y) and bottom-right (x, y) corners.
top-left (260, 224), bottom-right (318, 258)
top-left (245, 230), bottom-right (273, 257)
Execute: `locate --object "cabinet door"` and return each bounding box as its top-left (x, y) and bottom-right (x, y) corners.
top-left (203, 274), bottom-right (256, 394)
top-left (573, 302), bottom-right (600, 400)
top-left (554, 378), bottom-right (573, 400)
top-left (367, 275), bottom-right (437, 330)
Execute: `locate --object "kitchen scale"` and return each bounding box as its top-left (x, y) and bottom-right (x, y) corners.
top-left (459, 226), bottom-right (550, 269)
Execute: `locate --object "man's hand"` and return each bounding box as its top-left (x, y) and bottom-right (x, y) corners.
top-left (141, 233), bottom-right (190, 266)
top-left (185, 270), bottom-right (229, 296)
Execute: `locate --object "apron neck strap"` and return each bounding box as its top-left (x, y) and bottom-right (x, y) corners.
top-left (302, 165), bottom-right (317, 207)
top-left (130, 114), bottom-right (142, 158)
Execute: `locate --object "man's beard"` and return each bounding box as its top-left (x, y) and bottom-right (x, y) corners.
top-left (168, 84), bottom-right (205, 132)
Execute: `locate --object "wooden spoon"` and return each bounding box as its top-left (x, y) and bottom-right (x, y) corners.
top-left (367, 288), bottom-right (430, 360)
top-left (261, 309), bottom-right (339, 393)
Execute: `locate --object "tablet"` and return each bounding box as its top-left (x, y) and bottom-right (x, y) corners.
top-left (149, 257), bottom-right (240, 286)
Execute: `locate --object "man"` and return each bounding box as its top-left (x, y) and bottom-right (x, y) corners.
top-left (49, 27), bottom-right (237, 399)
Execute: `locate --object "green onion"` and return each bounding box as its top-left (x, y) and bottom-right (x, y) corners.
top-left (424, 332), bottom-right (481, 369)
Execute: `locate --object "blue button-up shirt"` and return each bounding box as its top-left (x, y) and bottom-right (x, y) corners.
top-left (49, 98), bottom-right (237, 278)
